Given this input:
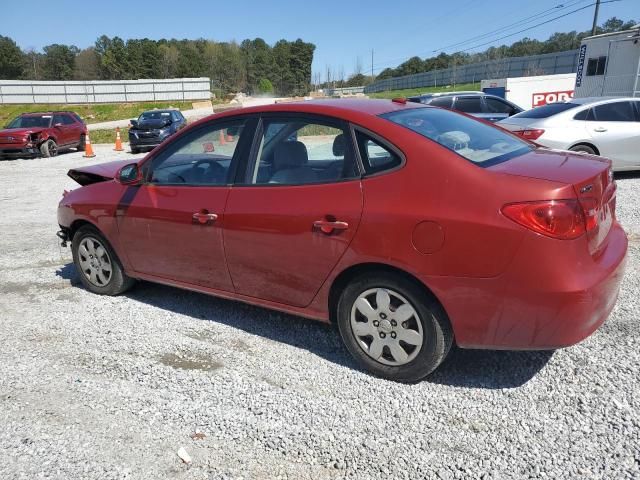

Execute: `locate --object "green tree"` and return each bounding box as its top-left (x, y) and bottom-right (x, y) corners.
top-left (257, 78), bottom-right (273, 94)
top-left (42, 44), bottom-right (77, 80)
top-left (0, 35), bottom-right (25, 79)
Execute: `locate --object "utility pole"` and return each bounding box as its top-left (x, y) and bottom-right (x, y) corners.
top-left (371, 49), bottom-right (374, 79)
top-left (591, 0), bottom-right (601, 36)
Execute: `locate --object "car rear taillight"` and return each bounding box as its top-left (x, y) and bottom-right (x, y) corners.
top-left (513, 129), bottom-right (545, 140)
top-left (501, 199), bottom-right (586, 240)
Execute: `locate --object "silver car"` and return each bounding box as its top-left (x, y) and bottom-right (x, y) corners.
top-left (498, 97), bottom-right (640, 171)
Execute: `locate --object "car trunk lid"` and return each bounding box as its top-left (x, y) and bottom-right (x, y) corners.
top-left (68, 159), bottom-right (133, 186)
top-left (490, 148), bottom-right (616, 255)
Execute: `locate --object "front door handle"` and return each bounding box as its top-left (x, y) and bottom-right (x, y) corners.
top-left (313, 219), bottom-right (349, 234)
top-left (593, 127), bottom-right (607, 132)
top-left (192, 210), bottom-right (218, 225)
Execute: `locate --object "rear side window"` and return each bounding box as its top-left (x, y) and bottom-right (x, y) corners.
top-left (486, 98), bottom-right (516, 114)
top-left (592, 102), bottom-right (635, 122)
top-left (454, 97), bottom-right (482, 113)
top-left (381, 107), bottom-right (532, 167)
top-left (354, 131), bottom-right (402, 175)
top-left (573, 109), bottom-right (589, 120)
top-left (429, 97), bottom-right (453, 108)
top-left (511, 102), bottom-right (580, 119)
top-left (61, 115), bottom-right (75, 125)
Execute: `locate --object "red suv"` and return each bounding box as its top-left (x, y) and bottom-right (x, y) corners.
top-left (0, 111), bottom-right (87, 159)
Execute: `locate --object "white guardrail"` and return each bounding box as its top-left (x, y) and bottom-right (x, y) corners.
top-left (0, 78), bottom-right (211, 104)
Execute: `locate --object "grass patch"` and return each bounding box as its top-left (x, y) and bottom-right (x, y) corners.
top-left (89, 128), bottom-right (129, 144)
top-left (368, 82), bottom-right (480, 99)
top-left (0, 101), bottom-right (194, 127)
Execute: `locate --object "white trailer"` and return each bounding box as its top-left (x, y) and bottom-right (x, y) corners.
top-left (481, 73), bottom-right (577, 110)
top-left (574, 25), bottom-right (640, 98)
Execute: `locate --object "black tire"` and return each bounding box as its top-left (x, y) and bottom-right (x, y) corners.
top-left (131, 147), bottom-right (140, 154)
top-left (337, 272), bottom-right (453, 383)
top-left (72, 225), bottom-right (135, 296)
top-left (40, 139), bottom-right (58, 157)
top-left (77, 134), bottom-right (86, 152)
top-left (569, 144), bottom-right (596, 155)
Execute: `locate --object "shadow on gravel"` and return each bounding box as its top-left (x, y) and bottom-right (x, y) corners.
top-left (57, 262), bottom-right (553, 388)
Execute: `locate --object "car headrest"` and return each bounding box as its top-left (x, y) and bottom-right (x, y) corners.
top-left (332, 133), bottom-right (346, 157)
top-left (274, 141), bottom-right (308, 170)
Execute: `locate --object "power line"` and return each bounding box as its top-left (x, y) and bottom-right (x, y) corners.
top-left (370, 0), bottom-right (589, 71)
top-left (370, 0), bottom-right (621, 73)
top-left (430, 0), bottom-right (591, 54)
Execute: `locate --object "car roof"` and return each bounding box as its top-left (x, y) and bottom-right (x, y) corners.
top-left (141, 108), bottom-right (181, 114)
top-left (219, 98), bottom-right (425, 117)
top-left (565, 96), bottom-right (639, 106)
top-left (20, 111), bottom-right (76, 116)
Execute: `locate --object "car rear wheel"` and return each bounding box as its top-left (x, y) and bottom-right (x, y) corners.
top-left (569, 144), bottom-right (596, 155)
top-left (72, 225), bottom-right (135, 296)
top-left (77, 134), bottom-right (86, 152)
top-left (337, 272), bottom-right (453, 383)
top-left (40, 139), bottom-right (58, 157)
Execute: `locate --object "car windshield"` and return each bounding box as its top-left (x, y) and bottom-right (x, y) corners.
top-left (511, 102), bottom-right (581, 119)
top-left (8, 115), bottom-right (52, 128)
top-left (139, 111), bottom-right (172, 122)
top-left (381, 107), bottom-right (532, 166)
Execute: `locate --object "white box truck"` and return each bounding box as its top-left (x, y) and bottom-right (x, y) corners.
top-left (481, 73), bottom-right (577, 110)
top-left (574, 24), bottom-right (640, 98)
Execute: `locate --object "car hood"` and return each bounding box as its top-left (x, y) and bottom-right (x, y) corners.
top-left (488, 147), bottom-right (610, 184)
top-left (68, 159), bottom-right (134, 186)
top-left (0, 127), bottom-right (46, 136)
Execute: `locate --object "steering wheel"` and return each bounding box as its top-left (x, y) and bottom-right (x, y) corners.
top-left (191, 158), bottom-right (225, 183)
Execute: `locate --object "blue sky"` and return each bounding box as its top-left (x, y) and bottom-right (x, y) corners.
top-left (3, 0), bottom-right (637, 79)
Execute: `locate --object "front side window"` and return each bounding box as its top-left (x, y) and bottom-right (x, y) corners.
top-left (148, 120), bottom-right (246, 186)
top-left (381, 107), bottom-right (532, 166)
top-left (453, 96), bottom-right (482, 113)
top-left (248, 117), bottom-right (358, 185)
top-left (592, 102), bottom-right (635, 122)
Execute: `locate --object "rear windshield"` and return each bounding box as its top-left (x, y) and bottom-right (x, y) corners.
top-left (381, 107), bottom-right (532, 166)
top-left (511, 102), bottom-right (580, 119)
top-left (8, 115), bottom-right (52, 128)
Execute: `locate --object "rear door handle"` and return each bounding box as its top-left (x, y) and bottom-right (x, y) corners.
top-left (192, 211), bottom-right (218, 225)
top-left (313, 219), bottom-right (349, 234)
top-left (593, 127), bottom-right (607, 132)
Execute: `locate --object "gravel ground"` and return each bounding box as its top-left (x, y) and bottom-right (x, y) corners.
top-left (1, 146), bottom-right (639, 480)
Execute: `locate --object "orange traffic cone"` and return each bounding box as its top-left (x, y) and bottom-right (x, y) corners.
top-left (114, 127), bottom-right (124, 151)
top-left (83, 133), bottom-right (96, 158)
top-left (226, 129), bottom-right (234, 142)
top-left (218, 130), bottom-right (227, 146)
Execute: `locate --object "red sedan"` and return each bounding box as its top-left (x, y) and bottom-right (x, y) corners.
top-left (57, 99), bottom-right (627, 382)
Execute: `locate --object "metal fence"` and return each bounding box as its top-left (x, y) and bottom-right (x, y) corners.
top-left (364, 50), bottom-right (580, 93)
top-left (0, 78), bottom-right (211, 104)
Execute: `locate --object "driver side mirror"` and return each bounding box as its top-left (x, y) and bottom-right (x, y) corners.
top-left (116, 163), bottom-right (142, 185)
top-left (130, 119), bottom-right (138, 128)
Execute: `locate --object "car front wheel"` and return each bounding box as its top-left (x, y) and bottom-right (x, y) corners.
top-left (337, 272), bottom-right (452, 382)
top-left (40, 139), bottom-right (58, 157)
top-left (72, 225), bottom-right (135, 295)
